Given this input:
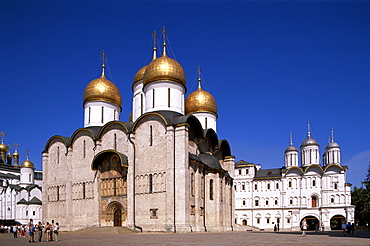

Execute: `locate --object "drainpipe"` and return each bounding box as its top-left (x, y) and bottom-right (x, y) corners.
top-left (173, 125), bottom-right (176, 232)
top-left (128, 133), bottom-right (141, 232)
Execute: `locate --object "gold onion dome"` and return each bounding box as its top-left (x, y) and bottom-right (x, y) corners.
top-left (84, 73), bottom-right (122, 107)
top-left (132, 65), bottom-right (148, 89)
top-left (21, 159), bottom-right (34, 168)
top-left (0, 143), bottom-right (7, 153)
top-left (143, 53), bottom-right (186, 87)
top-left (185, 86), bottom-right (217, 116)
top-left (13, 151), bottom-right (20, 158)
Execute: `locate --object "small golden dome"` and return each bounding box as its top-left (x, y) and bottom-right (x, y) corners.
top-left (143, 54), bottom-right (186, 87)
top-left (21, 159), bottom-right (34, 168)
top-left (84, 74), bottom-right (122, 107)
top-left (185, 86), bottom-right (217, 115)
top-left (13, 152), bottom-right (20, 158)
top-left (133, 65), bottom-right (148, 85)
top-left (0, 143), bottom-right (8, 153)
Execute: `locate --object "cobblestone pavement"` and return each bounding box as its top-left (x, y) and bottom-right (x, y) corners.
top-left (1, 230), bottom-right (369, 246)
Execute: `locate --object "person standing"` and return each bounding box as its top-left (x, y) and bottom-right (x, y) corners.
top-left (301, 219), bottom-right (307, 236)
top-left (53, 222), bottom-right (59, 242)
top-left (342, 221), bottom-right (347, 236)
top-left (12, 225), bottom-right (17, 238)
top-left (45, 222), bottom-right (51, 242)
top-left (28, 219), bottom-right (35, 243)
top-left (37, 221), bottom-right (43, 242)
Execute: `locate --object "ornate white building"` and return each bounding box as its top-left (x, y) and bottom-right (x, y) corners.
top-left (234, 126), bottom-right (354, 231)
top-left (0, 133), bottom-right (42, 225)
top-left (42, 31), bottom-right (235, 232)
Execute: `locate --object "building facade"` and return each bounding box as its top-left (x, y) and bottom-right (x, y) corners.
top-left (42, 32), bottom-right (235, 232)
top-left (0, 134), bottom-right (42, 225)
top-left (234, 127), bottom-right (354, 231)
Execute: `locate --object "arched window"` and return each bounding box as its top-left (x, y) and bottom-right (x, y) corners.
top-left (267, 183), bottom-right (270, 190)
top-left (149, 174), bottom-right (153, 194)
top-left (149, 126), bottom-right (153, 146)
top-left (289, 181), bottom-right (292, 188)
top-left (334, 183), bottom-right (338, 189)
top-left (83, 140), bottom-right (86, 158)
top-left (242, 219), bottom-right (247, 225)
top-left (276, 183), bottom-right (279, 189)
top-left (191, 173), bottom-right (194, 197)
top-left (209, 179), bottom-right (214, 200)
top-left (242, 200), bottom-right (246, 206)
top-left (312, 180), bottom-right (316, 187)
top-left (312, 196), bottom-right (318, 207)
top-left (331, 197), bottom-right (334, 203)
top-left (254, 184), bottom-right (257, 190)
top-left (245, 169), bottom-right (249, 174)
top-left (168, 88), bottom-right (171, 107)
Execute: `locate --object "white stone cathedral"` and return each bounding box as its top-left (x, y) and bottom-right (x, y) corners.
top-left (0, 133), bottom-right (43, 225)
top-left (42, 31), bottom-right (235, 232)
top-left (234, 125), bottom-right (355, 231)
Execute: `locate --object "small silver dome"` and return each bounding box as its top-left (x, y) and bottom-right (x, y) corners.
top-left (326, 141), bottom-right (340, 149)
top-left (300, 137), bottom-right (319, 147)
top-left (285, 145), bottom-right (298, 153)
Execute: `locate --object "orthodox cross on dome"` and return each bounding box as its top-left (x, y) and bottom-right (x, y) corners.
top-left (14, 142), bottom-right (18, 152)
top-left (331, 128), bottom-right (335, 142)
top-left (152, 30), bottom-right (158, 60)
top-left (161, 26), bottom-right (167, 56)
top-left (100, 50), bottom-right (107, 76)
top-left (307, 121), bottom-right (311, 138)
top-left (197, 65), bottom-right (202, 88)
top-left (0, 131), bottom-right (5, 144)
top-left (289, 132), bottom-right (293, 146)
top-left (25, 149), bottom-right (30, 160)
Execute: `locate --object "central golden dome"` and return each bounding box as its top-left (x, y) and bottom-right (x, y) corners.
top-left (185, 86), bottom-right (217, 115)
top-left (84, 74), bottom-right (122, 107)
top-left (0, 143), bottom-right (7, 153)
top-left (143, 54), bottom-right (186, 87)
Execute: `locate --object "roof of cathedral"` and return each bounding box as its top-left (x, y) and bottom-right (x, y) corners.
top-left (29, 197), bottom-right (42, 205)
top-left (326, 141), bottom-right (340, 149)
top-left (185, 86), bottom-right (218, 116)
top-left (198, 153), bottom-right (222, 170)
top-left (84, 73), bottom-right (122, 107)
top-left (300, 136), bottom-right (319, 147)
top-left (142, 46), bottom-right (186, 87)
top-left (254, 168), bottom-right (282, 180)
top-left (0, 172), bottom-right (19, 179)
top-left (235, 160), bottom-right (255, 167)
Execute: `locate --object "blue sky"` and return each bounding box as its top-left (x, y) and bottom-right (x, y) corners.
top-left (1, 1), bottom-right (369, 188)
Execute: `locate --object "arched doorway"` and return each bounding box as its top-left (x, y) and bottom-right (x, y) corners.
top-left (330, 215), bottom-right (345, 230)
top-left (92, 150), bottom-right (128, 227)
top-left (114, 208), bottom-right (122, 226)
top-left (242, 219), bottom-right (247, 225)
top-left (301, 216), bottom-right (319, 230)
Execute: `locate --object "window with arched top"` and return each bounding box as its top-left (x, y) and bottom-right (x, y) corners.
top-left (267, 183), bottom-right (270, 190)
top-left (312, 180), bottom-right (316, 187)
top-left (288, 181), bottom-right (292, 188)
top-left (312, 196), bottom-right (318, 207)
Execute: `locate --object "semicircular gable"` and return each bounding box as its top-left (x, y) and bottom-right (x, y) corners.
top-left (98, 121), bottom-right (132, 139)
top-left (219, 139), bottom-right (232, 158)
top-left (285, 166), bottom-right (304, 176)
top-left (132, 112), bottom-right (169, 132)
top-left (305, 164), bottom-right (324, 174)
top-left (175, 114), bottom-right (204, 141)
top-left (70, 128), bottom-right (97, 146)
top-left (324, 163), bottom-right (344, 173)
top-left (43, 135), bottom-right (70, 153)
top-left (205, 129), bottom-right (219, 153)
top-left (91, 149), bottom-right (128, 171)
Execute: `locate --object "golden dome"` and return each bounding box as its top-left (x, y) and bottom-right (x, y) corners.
top-left (0, 143), bottom-right (7, 153)
top-left (143, 54), bottom-right (186, 87)
top-left (13, 152), bottom-right (20, 158)
top-left (185, 86), bottom-right (217, 115)
top-left (84, 74), bottom-right (122, 107)
top-left (21, 159), bottom-right (34, 168)
top-left (133, 65), bottom-right (148, 85)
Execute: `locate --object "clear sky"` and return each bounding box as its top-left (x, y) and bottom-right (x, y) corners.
top-left (1, 1), bottom-right (369, 188)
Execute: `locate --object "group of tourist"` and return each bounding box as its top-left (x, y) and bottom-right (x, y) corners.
top-left (6, 219), bottom-right (60, 243)
top-left (342, 221), bottom-right (355, 236)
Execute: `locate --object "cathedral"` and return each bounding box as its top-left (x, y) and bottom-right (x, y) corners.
top-left (234, 125), bottom-right (355, 231)
top-left (0, 132), bottom-right (43, 225)
top-left (42, 31), bottom-right (235, 232)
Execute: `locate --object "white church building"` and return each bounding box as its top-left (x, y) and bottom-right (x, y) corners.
top-left (42, 30), bottom-right (235, 232)
top-left (234, 126), bottom-right (355, 231)
top-left (0, 133), bottom-right (43, 225)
